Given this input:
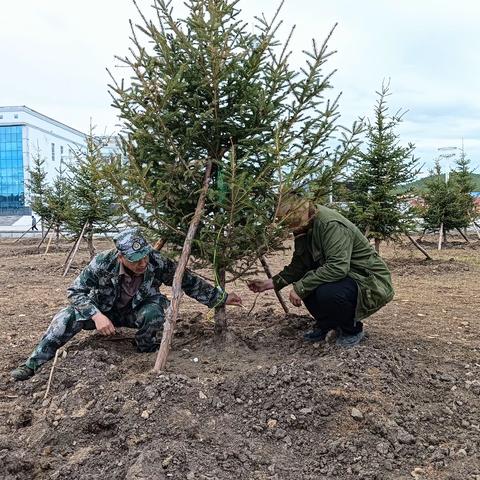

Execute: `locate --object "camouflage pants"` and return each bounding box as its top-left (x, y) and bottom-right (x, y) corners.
top-left (25, 301), bottom-right (165, 371)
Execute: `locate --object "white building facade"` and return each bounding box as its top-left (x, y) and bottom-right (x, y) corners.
top-left (0, 106), bottom-right (86, 215)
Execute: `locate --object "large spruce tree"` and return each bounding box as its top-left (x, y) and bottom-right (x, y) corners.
top-left (348, 81), bottom-right (418, 253)
top-left (107, 0), bottom-right (361, 331)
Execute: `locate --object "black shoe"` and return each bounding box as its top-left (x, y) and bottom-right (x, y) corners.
top-left (303, 329), bottom-right (329, 342)
top-left (335, 331), bottom-right (365, 347)
top-left (11, 365), bottom-right (35, 381)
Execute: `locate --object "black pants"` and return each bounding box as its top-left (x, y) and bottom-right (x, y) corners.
top-left (303, 277), bottom-right (362, 335)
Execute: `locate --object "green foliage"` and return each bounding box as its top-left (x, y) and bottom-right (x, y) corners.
top-left (347, 81), bottom-right (419, 245)
top-left (44, 165), bottom-right (73, 230)
top-left (65, 130), bottom-right (120, 238)
top-left (107, 0), bottom-right (361, 285)
top-left (27, 152), bottom-right (72, 230)
top-left (27, 151), bottom-right (50, 221)
top-left (420, 150), bottom-right (477, 232)
top-left (450, 147), bottom-right (477, 221)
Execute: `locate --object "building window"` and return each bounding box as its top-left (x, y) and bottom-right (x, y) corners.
top-left (0, 125), bottom-right (25, 211)
top-left (51, 143), bottom-right (55, 162)
top-left (14, 114), bottom-right (18, 119)
top-left (0, 115), bottom-right (3, 119)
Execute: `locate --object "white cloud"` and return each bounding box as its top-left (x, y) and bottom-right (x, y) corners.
top-left (1, 0), bottom-right (479, 174)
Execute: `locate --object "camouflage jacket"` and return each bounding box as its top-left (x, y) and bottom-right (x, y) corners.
top-left (67, 250), bottom-right (226, 320)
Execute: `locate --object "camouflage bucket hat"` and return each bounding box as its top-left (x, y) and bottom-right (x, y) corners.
top-left (114, 227), bottom-right (152, 262)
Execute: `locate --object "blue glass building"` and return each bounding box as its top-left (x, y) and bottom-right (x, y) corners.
top-left (0, 125), bottom-right (25, 212)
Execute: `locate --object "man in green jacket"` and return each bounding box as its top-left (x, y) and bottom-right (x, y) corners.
top-left (248, 199), bottom-right (394, 347)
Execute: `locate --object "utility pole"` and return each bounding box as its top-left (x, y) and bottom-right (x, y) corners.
top-left (437, 146), bottom-right (459, 183)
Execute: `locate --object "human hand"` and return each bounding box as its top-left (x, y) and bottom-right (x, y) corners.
top-left (289, 289), bottom-right (302, 307)
top-left (92, 312), bottom-right (116, 336)
top-left (247, 279), bottom-right (274, 293)
top-left (225, 293), bottom-right (243, 307)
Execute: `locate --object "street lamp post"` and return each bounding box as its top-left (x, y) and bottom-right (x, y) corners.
top-left (435, 146), bottom-right (459, 250)
top-left (437, 146), bottom-right (459, 183)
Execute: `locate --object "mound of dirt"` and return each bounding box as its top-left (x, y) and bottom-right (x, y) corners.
top-left (2, 312), bottom-right (479, 480)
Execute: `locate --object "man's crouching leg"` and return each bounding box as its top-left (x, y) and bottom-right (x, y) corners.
top-left (134, 302), bottom-right (165, 353)
top-left (11, 306), bottom-right (86, 381)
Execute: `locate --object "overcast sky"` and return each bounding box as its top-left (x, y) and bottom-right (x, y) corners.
top-left (1, 0), bottom-right (479, 175)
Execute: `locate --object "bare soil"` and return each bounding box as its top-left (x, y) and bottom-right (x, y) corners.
top-left (0, 236), bottom-right (479, 480)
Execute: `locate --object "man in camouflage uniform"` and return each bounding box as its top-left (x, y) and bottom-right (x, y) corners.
top-left (11, 227), bottom-right (242, 381)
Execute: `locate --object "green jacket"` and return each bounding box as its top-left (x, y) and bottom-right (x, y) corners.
top-left (272, 206), bottom-right (394, 320)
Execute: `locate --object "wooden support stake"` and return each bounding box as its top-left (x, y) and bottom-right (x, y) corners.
top-left (437, 223), bottom-right (444, 251)
top-left (456, 228), bottom-right (470, 243)
top-left (13, 227), bottom-right (33, 243)
top-left (43, 350), bottom-right (60, 400)
top-left (63, 234), bottom-right (82, 267)
top-left (63, 222), bottom-right (88, 277)
top-left (154, 160), bottom-right (213, 372)
top-left (260, 255), bottom-right (289, 314)
top-left (44, 231), bottom-right (54, 254)
top-left (405, 233), bottom-right (432, 260)
top-left (36, 226), bottom-right (51, 251)
top-left (153, 238), bottom-right (166, 251)
top-left (472, 221), bottom-right (480, 240)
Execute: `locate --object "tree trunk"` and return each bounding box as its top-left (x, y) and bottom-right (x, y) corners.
top-left (374, 238), bottom-right (381, 254)
top-left (214, 268), bottom-right (227, 337)
top-left (55, 225), bottom-right (60, 251)
top-left (86, 226), bottom-right (95, 259)
top-left (154, 159), bottom-right (213, 372)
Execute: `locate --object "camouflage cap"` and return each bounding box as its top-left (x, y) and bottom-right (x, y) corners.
top-left (114, 227), bottom-right (152, 262)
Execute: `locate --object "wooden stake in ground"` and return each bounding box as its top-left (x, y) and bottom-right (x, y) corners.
top-left (437, 223), bottom-right (444, 251)
top-left (13, 226), bottom-right (33, 243)
top-left (44, 230), bottom-right (54, 254)
top-left (63, 222), bottom-right (88, 277)
top-left (153, 238), bottom-right (167, 251)
top-left (472, 221), bottom-right (480, 240)
top-left (63, 235), bottom-right (82, 267)
top-left (259, 255), bottom-right (289, 314)
top-left (154, 160), bottom-right (214, 372)
top-left (36, 225), bottom-right (51, 251)
top-left (456, 228), bottom-right (470, 243)
top-left (405, 233), bottom-right (432, 260)
top-left (43, 350), bottom-right (60, 400)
